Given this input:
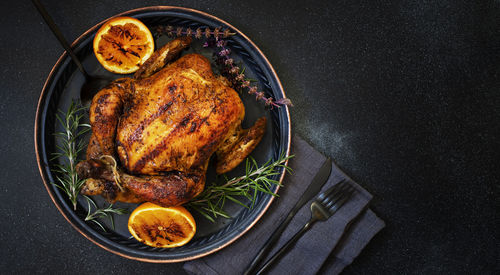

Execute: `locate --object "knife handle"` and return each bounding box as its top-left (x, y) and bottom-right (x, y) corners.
top-left (244, 157), bottom-right (332, 275)
top-left (243, 208), bottom-right (297, 275)
top-left (255, 217), bottom-right (318, 275)
top-left (31, 0), bottom-right (89, 79)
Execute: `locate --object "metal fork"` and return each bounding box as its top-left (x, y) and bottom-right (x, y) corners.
top-left (254, 181), bottom-right (356, 275)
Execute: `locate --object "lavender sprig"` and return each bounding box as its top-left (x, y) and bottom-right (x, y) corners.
top-left (155, 26), bottom-right (235, 39)
top-left (155, 25), bottom-right (293, 108)
top-left (207, 39), bottom-right (293, 108)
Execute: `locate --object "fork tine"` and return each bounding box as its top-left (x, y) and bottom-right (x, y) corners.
top-left (255, 180), bottom-right (355, 274)
top-left (323, 183), bottom-right (352, 209)
top-left (318, 180), bottom-right (347, 202)
top-left (320, 180), bottom-right (350, 205)
top-left (327, 186), bottom-right (355, 214)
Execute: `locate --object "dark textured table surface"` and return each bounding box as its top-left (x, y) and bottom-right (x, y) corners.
top-left (1, 0), bottom-right (498, 274)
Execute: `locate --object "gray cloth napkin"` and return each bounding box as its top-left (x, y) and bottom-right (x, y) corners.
top-left (184, 135), bottom-right (385, 275)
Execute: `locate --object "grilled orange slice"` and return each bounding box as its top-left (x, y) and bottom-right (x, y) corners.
top-left (93, 16), bottom-right (154, 74)
top-left (128, 202), bottom-right (196, 248)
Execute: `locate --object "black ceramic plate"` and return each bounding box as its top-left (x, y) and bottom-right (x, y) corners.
top-left (35, 6), bottom-right (290, 262)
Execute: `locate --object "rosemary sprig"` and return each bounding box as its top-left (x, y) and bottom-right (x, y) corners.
top-left (154, 25), bottom-right (293, 108)
top-left (84, 197), bottom-right (128, 231)
top-left (51, 101), bottom-right (90, 210)
top-left (187, 153), bottom-right (293, 222)
top-left (51, 100), bottom-right (127, 229)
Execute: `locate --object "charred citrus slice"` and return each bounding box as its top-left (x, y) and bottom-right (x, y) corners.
top-left (93, 16), bottom-right (154, 74)
top-left (128, 202), bottom-right (196, 248)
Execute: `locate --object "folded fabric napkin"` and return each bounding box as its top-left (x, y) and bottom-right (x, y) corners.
top-left (184, 135), bottom-right (385, 275)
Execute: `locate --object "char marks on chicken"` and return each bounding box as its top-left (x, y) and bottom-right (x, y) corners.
top-left (76, 37), bottom-right (266, 207)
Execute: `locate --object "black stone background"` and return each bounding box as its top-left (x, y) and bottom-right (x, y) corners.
top-left (1, 0), bottom-right (498, 274)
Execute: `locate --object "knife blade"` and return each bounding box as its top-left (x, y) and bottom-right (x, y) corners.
top-left (243, 157), bottom-right (332, 275)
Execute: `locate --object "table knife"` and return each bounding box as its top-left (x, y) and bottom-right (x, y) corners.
top-left (243, 158), bottom-right (332, 275)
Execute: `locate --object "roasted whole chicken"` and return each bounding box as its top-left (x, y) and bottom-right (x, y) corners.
top-left (76, 37), bottom-right (266, 207)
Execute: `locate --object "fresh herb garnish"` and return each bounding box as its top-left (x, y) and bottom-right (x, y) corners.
top-left (51, 101), bottom-right (291, 225)
top-left (51, 101), bottom-right (126, 230)
top-left (84, 197), bottom-right (128, 231)
top-left (187, 153), bottom-right (293, 222)
top-left (51, 27), bottom-right (294, 226)
top-left (51, 101), bottom-right (90, 210)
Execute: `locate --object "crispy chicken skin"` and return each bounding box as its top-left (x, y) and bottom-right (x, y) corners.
top-left (116, 53), bottom-right (245, 175)
top-left (76, 37), bottom-right (266, 206)
top-left (77, 159), bottom-right (203, 207)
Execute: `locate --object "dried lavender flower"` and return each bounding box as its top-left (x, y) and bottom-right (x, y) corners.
top-left (230, 66), bottom-right (240, 74)
top-left (214, 27), bottom-right (221, 38)
top-left (219, 48), bottom-right (230, 56)
top-left (217, 40), bottom-right (226, 47)
top-left (195, 28), bottom-right (203, 39)
top-left (265, 97), bottom-right (275, 106)
top-left (248, 86), bottom-right (258, 95)
top-left (275, 98), bottom-right (294, 106)
top-left (154, 26), bottom-right (163, 37)
top-left (165, 25), bottom-right (174, 36)
top-left (255, 92), bottom-right (265, 100)
top-left (155, 26), bottom-right (235, 39)
top-left (236, 74), bottom-right (245, 81)
top-left (153, 25), bottom-right (292, 108)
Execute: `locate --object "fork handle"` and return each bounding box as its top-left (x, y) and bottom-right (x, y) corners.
top-left (255, 217), bottom-right (318, 275)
